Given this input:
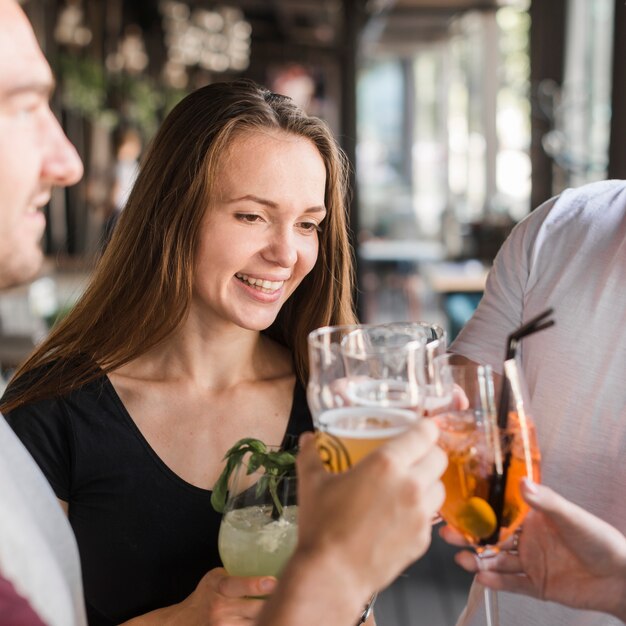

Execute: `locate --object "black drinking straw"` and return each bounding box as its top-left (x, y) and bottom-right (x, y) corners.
top-left (499, 308), bottom-right (555, 427)
top-left (482, 308), bottom-right (555, 545)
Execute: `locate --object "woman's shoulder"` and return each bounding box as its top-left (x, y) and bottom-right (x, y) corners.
top-left (2, 356), bottom-right (107, 415)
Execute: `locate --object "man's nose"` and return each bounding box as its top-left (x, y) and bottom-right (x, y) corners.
top-left (41, 110), bottom-right (84, 187)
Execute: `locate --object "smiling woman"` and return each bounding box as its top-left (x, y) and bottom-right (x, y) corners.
top-left (2, 79), bottom-right (357, 626)
top-left (191, 130), bottom-right (327, 332)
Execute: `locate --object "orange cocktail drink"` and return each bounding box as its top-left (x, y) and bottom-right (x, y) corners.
top-left (436, 409), bottom-right (541, 545)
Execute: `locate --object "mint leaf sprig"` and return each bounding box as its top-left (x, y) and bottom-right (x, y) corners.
top-left (211, 438), bottom-right (297, 516)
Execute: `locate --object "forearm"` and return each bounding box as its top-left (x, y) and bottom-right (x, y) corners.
top-left (257, 548), bottom-right (372, 626)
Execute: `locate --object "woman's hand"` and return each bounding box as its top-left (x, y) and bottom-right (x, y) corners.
top-left (121, 568), bottom-right (276, 625)
top-left (441, 480), bottom-right (626, 620)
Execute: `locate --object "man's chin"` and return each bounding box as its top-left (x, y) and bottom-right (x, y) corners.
top-left (0, 247), bottom-right (44, 289)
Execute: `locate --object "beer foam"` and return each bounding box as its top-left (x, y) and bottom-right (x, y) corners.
top-left (318, 406), bottom-right (417, 440)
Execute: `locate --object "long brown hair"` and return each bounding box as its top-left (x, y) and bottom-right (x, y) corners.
top-left (2, 79), bottom-right (356, 413)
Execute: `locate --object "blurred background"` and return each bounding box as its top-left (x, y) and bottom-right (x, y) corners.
top-left (2, 1), bottom-right (626, 622)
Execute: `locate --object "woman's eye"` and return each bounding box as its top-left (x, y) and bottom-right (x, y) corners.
top-left (236, 213), bottom-right (263, 224)
top-left (299, 222), bottom-right (322, 233)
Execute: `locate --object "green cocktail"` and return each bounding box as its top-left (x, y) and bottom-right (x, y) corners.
top-left (212, 439), bottom-right (298, 578)
top-left (218, 503), bottom-right (298, 577)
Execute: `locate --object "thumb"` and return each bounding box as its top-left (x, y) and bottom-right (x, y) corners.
top-left (219, 574), bottom-right (277, 598)
top-left (520, 479), bottom-right (579, 524)
top-left (521, 479), bottom-right (615, 546)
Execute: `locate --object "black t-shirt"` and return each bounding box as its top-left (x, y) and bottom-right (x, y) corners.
top-left (5, 372), bottom-right (312, 626)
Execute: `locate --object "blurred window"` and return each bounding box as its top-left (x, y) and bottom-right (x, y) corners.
top-left (357, 59), bottom-right (409, 239)
top-left (356, 2), bottom-right (531, 247)
top-left (544, 0), bottom-right (614, 188)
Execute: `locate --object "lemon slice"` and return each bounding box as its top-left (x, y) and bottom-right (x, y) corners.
top-left (456, 497), bottom-right (497, 540)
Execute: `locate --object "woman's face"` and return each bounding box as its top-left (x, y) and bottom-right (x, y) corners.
top-left (191, 130), bottom-right (327, 333)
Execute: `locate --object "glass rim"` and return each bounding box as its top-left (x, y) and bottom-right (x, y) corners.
top-left (307, 322), bottom-right (441, 348)
top-left (379, 321), bottom-right (447, 342)
top-left (341, 334), bottom-right (426, 357)
top-left (307, 323), bottom-right (375, 345)
top-left (308, 324), bottom-right (426, 359)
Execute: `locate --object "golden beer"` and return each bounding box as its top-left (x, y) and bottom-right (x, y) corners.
top-left (316, 406), bottom-right (418, 473)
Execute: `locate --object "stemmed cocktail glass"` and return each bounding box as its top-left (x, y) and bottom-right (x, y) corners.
top-left (432, 354), bottom-right (541, 626)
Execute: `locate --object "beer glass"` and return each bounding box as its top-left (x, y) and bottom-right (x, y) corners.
top-left (307, 324), bottom-right (427, 623)
top-left (307, 324), bottom-right (425, 471)
top-left (377, 321), bottom-right (448, 415)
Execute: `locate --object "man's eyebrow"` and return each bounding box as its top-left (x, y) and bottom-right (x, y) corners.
top-left (229, 194), bottom-right (326, 214)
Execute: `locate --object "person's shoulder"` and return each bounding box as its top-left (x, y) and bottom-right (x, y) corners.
top-left (547, 179), bottom-right (626, 223)
top-left (511, 179), bottom-right (626, 245)
top-left (2, 362), bottom-right (57, 409)
top-left (3, 357), bottom-right (105, 415)
top-left (556, 179), bottom-right (626, 204)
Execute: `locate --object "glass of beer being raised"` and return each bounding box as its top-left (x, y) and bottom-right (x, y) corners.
top-left (377, 321), bottom-right (448, 416)
top-left (307, 324), bottom-right (427, 473)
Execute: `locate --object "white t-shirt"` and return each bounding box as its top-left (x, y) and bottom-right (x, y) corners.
top-left (451, 179), bottom-right (626, 626)
top-left (0, 414), bottom-right (87, 626)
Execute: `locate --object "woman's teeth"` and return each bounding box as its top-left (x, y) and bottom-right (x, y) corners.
top-left (236, 273), bottom-right (284, 293)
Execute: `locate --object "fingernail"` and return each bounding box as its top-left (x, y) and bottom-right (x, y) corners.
top-left (259, 578), bottom-right (276, 593)
top-left (522, 477), bottom-right (538, 494)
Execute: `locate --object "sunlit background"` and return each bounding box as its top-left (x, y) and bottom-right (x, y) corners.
top-left (4, 0), bottom-right (623, 377)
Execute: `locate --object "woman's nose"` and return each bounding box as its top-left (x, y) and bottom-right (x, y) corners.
top-left (263, 227), bottom-right (298, 267)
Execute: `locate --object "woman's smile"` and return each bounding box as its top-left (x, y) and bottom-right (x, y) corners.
top-left (235, 272), bottom-right (287, 294)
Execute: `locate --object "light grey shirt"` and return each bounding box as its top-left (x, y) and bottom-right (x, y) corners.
top-left (451, 179), bottom-right (626, 626)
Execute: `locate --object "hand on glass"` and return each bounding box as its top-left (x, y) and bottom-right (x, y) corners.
top-left (256, 421), bottom-right (447, 626)
top-left (123, 567), bottom-right (276, 625)
top-left (297, 422), bottom-right (446, 591)
top-left (440, 479), bottom-right (626, 621)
